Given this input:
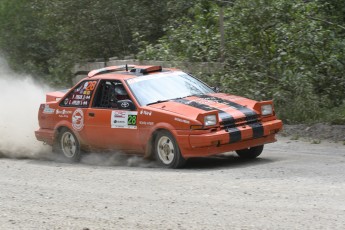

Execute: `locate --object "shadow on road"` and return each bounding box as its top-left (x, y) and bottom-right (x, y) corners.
top-left (184, 155), bottom-right (275, 170)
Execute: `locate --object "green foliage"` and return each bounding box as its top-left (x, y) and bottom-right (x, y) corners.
top-left (138, 0), bottom-right (345, 124)
top-left (0, 0), bottom-right (344, 124)
top-left (0, 0), bottom-right (195, 86)
top-left (220, 0), bottom-right (345, 123)
top-left (137, 1), bottom-right (220, 62)
top-left (0, 0), bottom-right (55, 82)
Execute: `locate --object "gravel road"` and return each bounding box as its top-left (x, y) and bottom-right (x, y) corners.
top-left (1, 136), bottom-right (345, 230)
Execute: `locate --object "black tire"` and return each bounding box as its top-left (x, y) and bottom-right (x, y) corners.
top-left (56, 128), bottom-right (82, 162)
top-left (154, 130), bottom-right (186, 169)
top-left (236, 145), bottom-right (264, 159)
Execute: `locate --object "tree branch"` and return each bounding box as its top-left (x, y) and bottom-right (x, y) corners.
top-left (307, 16), bottom-right (345, 31)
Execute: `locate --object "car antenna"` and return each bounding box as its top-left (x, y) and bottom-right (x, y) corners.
top-left (125, 64), bottom-right (128, 72)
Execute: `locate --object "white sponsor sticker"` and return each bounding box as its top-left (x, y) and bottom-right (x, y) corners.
top-left (140, 110), bottom-right (152, 116)
top-left (43, 104), bottom-right (55, 114)
top-left (111, 111), bottom-right (138, 129)
top-left (174, 117), bottom-right (190, 124)
top-left (56, 109), bottom-right (73, 115)
top-left (72, 108), bottom-right (84, 131)
top-left (139, 121), bottom-right (154, 126)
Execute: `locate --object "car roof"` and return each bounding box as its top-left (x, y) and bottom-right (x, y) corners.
top-left (87, 65), bottom-right (179, 81)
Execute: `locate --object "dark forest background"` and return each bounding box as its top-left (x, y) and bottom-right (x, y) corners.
top-left (0, 0), bottom-right (344, 124)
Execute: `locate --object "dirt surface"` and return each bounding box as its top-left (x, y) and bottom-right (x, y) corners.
top-left (1, 136), bottom-right (345, 229)
top-left (281, 124), bottom-right (345, 142)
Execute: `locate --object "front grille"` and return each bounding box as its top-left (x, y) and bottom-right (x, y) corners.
top-left (221, 115), bottom-right (260, 130)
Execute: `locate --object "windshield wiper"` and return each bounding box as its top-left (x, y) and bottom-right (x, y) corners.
top-left (146, 94), bottom-right (200, 106)
top-left (172, 94), bottom-right (196, 100)
top-left (146, 100), bottom-right (170, 106)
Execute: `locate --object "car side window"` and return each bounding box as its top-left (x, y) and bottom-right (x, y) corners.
top-left (92, 80), bottom-right (131, 109)
top-left (60, 80), bottom-right (98, 107)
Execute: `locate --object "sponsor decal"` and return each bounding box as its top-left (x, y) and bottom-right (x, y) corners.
top-left (140, 110), bottom-right (152, 116)
top-left (174, 117), bottom-right (190, 124)
top-left (73, 95), bottom-right (84, 100)
top-left (72, 109), bottom-right (84, 131)
top-left (113, 111), bottom-right (126, 118)
top-left (56, 109), bottom-right (72, 118)
top-left (64, 80), bottom-right (97, 107)
top-left (111, 111), bottom-right (138, 129)
top-left (139, 121), bottom-right (154, 126)
top-left (43, 104), bottom-right (55, 114)
top-left (71, 100), bottom-right (81, 106)
top-left (56, 109), bottom-right (72, 115)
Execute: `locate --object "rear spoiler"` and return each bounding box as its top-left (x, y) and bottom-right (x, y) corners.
top-left (46, 89), bottom-right (69, 102)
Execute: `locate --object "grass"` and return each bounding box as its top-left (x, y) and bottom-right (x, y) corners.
top-left (311, 139), bottom-right (321, 144)
top-left (290, 135), bottom-right (300, 140)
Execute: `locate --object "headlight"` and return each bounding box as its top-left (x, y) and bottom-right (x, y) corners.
top-left (261, 104), bottom-right (273, 116)
top-left (204, 115), bottom-right (217, 126)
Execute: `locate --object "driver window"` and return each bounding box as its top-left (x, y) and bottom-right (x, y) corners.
top-left (93, 80), bottom-right (130, 109)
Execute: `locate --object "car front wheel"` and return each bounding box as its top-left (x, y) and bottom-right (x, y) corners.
top-left (57, 128), bottom-right (82, 162)
top-left (236, 145), bottom-right (264, 159)
top-left (154, 130), bottom-right (186, 168)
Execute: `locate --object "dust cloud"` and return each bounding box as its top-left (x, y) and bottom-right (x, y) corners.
top-left (0, 57), bottom-right (157, 167)
top-left (81, 153), bottom-right (158, 168)
top-left (0, 57), bottom-right (51, 158)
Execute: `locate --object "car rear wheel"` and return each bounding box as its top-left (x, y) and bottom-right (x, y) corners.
top-left (154, 130), bottom-right (186, 168)
top-left (57, 128), bottom-right (82, 162)
top-left (236, 145), bottom-right (264, 159)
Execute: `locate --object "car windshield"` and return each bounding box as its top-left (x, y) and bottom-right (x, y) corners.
top-left (126, 71), bottom-right (214, 106)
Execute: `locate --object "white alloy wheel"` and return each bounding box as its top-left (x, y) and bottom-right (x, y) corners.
top-left (60, 131), bottom-right (78, 158)
top-left (156, 136), bottom-right (175, 165)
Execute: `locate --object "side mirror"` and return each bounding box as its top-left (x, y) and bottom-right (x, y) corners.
top-left (117, 99), bottom-right (136, 110)
top-left (212, 86), bottom-right (220, 93)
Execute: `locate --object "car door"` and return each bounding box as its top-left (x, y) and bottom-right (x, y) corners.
top-left (58, 79), bottom-right (99, 143)
top-left (83, 79), bottom-right (141, 151)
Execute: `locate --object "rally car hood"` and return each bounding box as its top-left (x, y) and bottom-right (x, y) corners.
top-left (147, 93), bottom-right (260, 126)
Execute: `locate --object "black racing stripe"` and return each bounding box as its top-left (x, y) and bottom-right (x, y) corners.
top-left (197, 95), bottom-right (258, 121)
top-left (174, 99), bottom-right (236, 127)
top-left (197, 95), bottom-right (264, 139)
top-left (248, 122), bottom-right (264, 139)
top-left (227, 127), bottom-right (242, 143)
top-left (174, 98), bottom-right (241, 143)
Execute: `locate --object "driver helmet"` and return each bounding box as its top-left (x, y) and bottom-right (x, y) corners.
top-left (114, 84), bottom-right (129, 100)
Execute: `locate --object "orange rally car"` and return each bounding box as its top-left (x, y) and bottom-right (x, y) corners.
top-left (35, 65), bottom-right (283, 168)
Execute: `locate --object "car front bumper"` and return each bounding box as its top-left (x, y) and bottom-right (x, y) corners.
top-left (176, 120), bottom-right (283, 158)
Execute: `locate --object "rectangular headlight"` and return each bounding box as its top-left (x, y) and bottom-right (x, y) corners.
top-left (261, 104), bottom-right (273, 116)
top-left (204, 115), bottom-right (217, 126)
